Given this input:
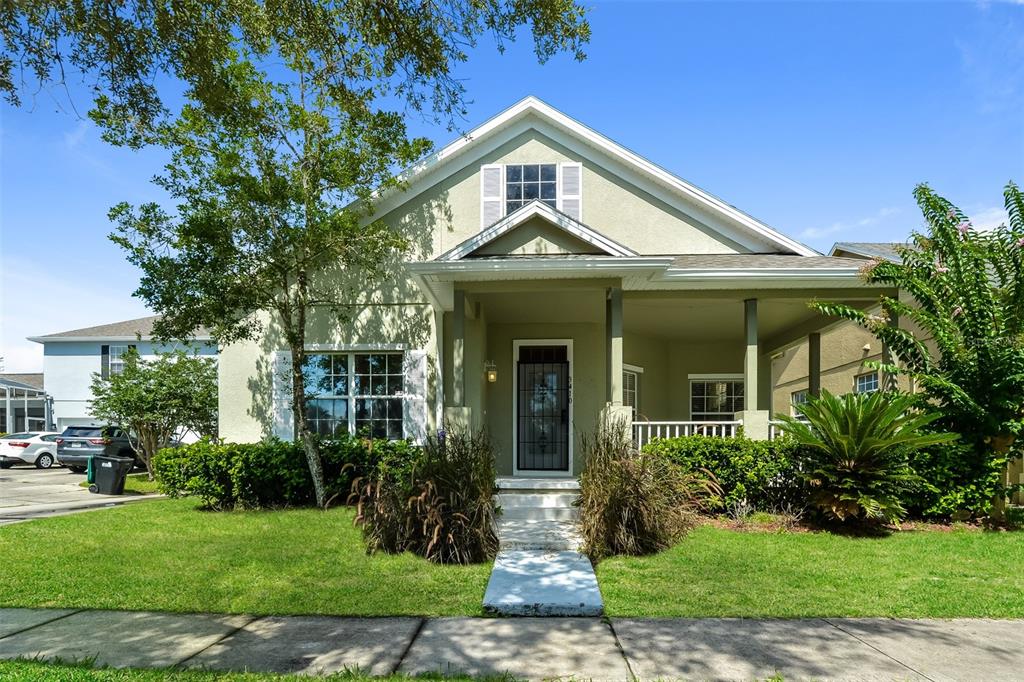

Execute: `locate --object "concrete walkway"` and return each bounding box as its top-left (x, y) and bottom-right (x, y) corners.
top-left (2, 608), bottom-right (1022, 680)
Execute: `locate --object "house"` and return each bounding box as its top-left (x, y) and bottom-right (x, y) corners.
top-left (27, 316), bottom-right (216, 431)
top-left (217, 97), bottom-right (890, 476)
top-left (771, 242), bottom-right (912, 416)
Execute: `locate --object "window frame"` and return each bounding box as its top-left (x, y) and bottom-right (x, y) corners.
top-left (503, 163), bottom-right (558, 215)
top-left (108, 344), bottom-right (129, 375)
top-left (688, 373), bottom-right (745, 421)
top-left (622, 363), bottom-right (643, 420)
top-left (303, 350), bottom-right (406, 439)
top-left (855, 371), bottom-right (879, 394)
top-left (790, 389), bottom-right (809, 415)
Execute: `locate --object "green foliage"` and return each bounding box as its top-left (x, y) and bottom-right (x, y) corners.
top-left (905, 441), bottom-right (1009, 519)
top-left (811, 182), bottom-right (1024, 516)
top-left (778, 391), bottom-right (956, 525)
top-left (89, 348), bottom-right (217, 477)
top-left (577, 421), bottom-right (710, 560)
top-left (0, 1), bottom-right (589, 139)
top-left (642, 435), bottom-right (802, 510)
top-left (352, 423), bottom-right (499, 565)
top-left (153, 435), bottom-right (415, 510)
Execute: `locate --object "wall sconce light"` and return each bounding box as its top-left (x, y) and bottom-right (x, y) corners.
top-left (485, 361), bottom-right (497, 383)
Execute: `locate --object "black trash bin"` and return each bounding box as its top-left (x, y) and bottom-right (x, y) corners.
top-left (89, 455), bottom-right (134, 495)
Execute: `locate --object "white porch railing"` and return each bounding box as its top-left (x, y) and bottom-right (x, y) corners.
top-left (769, 420), bottom-right (786, 440)
top-left (633, 421), bottom-right (741, 448)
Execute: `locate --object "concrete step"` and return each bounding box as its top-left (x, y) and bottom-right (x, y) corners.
top-left (496, 477), bottom-right (579, 492)
top-left (500, 505), bottom-right (577, 521)
top-left (483, 549), bottom-right (603, 616)
top-left (496, 492), bottom-right (577, 509)
top-left (497, 519), bottom-right (582, 552)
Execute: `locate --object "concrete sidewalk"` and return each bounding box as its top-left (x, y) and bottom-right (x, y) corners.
top-left (1, 608), bottom-right (1021, 680)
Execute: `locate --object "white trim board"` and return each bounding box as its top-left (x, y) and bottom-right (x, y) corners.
top-left (511, 339), bottom-right (574, 477)
top-left (437, 200), bottom-right (636, 261)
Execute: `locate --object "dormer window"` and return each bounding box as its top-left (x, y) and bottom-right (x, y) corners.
top-left (480, 161), bottom-right (582, 228)
top-left (506, 163), bottom-right (557, 214)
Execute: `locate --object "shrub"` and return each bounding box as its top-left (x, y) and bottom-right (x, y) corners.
top-left (577, 420), bottom-right (711, 561)
top-left (905, 441), bottom-right (1012, 520)
top-left (352, 423), bottom-right (499, 565)
top-left (152, 435), bottom-right (415, 510)
top-left (779, 390), bottom-right (957, 525)
top-left (642, 435), bottom-right (802, 510)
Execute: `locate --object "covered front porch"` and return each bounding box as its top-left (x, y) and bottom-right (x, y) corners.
top-left (413, 265), bottom-right (889, 477)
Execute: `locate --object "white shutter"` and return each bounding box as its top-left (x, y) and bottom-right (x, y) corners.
top-left (559, 161), bottom-right (582, 220)
top-left (402, 350), bottom-right (428, 445)
top-left (271, 351), bottom-right (295, 440)
top-left (480, 164), bottom-right (504, 228)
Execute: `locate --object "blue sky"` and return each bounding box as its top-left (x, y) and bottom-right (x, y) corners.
top-left (2, 1), bottom-right (1022, 372)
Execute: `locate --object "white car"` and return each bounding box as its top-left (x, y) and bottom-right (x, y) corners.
top-left (0, 432), bottom-right (62, 469)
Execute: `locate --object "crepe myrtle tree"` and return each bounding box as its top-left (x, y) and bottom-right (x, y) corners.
top-left (812, 182), bottom-right (1024, 513)
top-left (1, 1), bottom-right (590, 509)
top-left (90, 348), bottom-right (217, 478)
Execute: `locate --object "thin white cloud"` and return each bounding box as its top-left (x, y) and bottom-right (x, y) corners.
top-left (970, 205), bottom-right (1009, 232)
top-left (800, 207), bottom-right (902, 240)
top-left (0, 256), bottom-right (151, 373)
top-left (62, 120), bottom-right (90, 149)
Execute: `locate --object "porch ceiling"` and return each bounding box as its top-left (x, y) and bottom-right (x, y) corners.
top-left (623, 297), bottom-right (869, 344)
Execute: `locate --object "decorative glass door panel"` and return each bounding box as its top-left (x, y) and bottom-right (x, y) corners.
top-left (516, 345), bottom-right (569, 471)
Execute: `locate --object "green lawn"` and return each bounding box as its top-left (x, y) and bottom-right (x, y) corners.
top-left (0, 499), bottom-right (490, 616)
top-left (597, 524), bottom-right (1024, 618)
top-left (0, 661), bottom-right (512, 681)
top-left (78, 472), bottom-right (163, 495)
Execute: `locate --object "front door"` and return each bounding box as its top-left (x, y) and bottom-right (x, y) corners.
top-left (515, 344), bottom-right (570, 472)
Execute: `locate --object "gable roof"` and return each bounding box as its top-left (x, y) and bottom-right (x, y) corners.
top-left (437, 200), bottom-right (637, 261)
top-left (28, 315), bottom-right (212, 343)
top-left (377, 96), bottom-right (818, 257)
top-left (0, 373), bottom-right (44, 390)
top-left (829, 242), bottom-right (904, 262)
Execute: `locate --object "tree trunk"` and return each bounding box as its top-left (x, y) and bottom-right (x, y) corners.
top-left (290, 346), bottom-right (327, 508)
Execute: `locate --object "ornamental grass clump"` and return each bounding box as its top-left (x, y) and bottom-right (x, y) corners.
top-left (352, 423), bottom-right (499, 565)
top-left (577, 420), bottom-right (712, 561)
top-left (778, 390), bottom-right (957, 526)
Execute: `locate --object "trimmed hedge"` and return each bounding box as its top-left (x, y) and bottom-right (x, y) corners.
top-left (642, 435), bottom-right (802, 510)
top-left (153, 435), bottom-right (417, 509)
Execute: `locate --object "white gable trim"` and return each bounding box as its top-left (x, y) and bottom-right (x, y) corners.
top-left (373, 97), bottom-right (817, 257)
top-left (436, 200), bottom-right (637, 261)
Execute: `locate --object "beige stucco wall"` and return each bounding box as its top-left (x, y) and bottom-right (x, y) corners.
top-left (218, 303), bottom-right (440, 443)
top-left (376, 129), bottom-right (749, 259)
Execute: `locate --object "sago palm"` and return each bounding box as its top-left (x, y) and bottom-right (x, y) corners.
top-left (778, 391), bottom-right (956, 525)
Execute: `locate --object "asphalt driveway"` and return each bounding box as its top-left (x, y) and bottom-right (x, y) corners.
top-left (0, 466), bottom-right (153, 525)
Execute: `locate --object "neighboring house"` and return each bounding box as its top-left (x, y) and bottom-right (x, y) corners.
top-left (27, 316), bottom-right (216, 431)
top-left (0, 373), bottom-right (50, 432)
top-left (218, 97), bottom-right (890, 477)
top-left (771, 242), bottom-right (912, 416)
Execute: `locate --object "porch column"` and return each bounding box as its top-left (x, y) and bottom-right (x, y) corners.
top-left (882, 308), bottom-right (899, 392)
top-left (808, 332), bottom-right (821, 398)
top-left (444, 290), bottom-right (473, 431)
top-left (4, 387), bottom-right (11, 433)
top-left (606, 286), bottom-right (623, 405)
top-left (737, 298), bottom-right (770, 440)
top-left (452, 289), bottom-right (466, 407)
top-left (743, 299), bottom-right (758, 406)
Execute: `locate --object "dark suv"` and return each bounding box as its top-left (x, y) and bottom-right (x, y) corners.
top-left (55, 426), bottom-right (137, 472)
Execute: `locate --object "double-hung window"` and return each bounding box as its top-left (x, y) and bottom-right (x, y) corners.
top-left (855, 371), bottom-right (879, 394)
top-left (791, 389), bottom-right (809, 417)
top-left (622, 365), bottom-right (642, 420)
top-left (303, 352), bottom-right (405, 439)
top-left (690, 376), bottom-right (744, 421)
top-left (505, 163), bottom-right (557, 214)
top-left (109, 345), bottom-right (129, 375)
